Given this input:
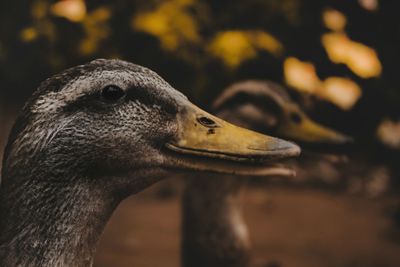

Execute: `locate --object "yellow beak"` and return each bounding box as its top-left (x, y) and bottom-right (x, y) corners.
top-left (277, 106), bottom-right (352, 144)
top-left (166, 104), bottom-right (300, 164)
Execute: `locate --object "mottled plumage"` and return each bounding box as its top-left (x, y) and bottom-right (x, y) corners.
top-left (0, 62), bottom-right (299, 267)
top-left (1, 59), bottom-right (186, 267)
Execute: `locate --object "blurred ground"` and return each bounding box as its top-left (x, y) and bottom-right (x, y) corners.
top-left (94, 179), bottom-right (400, 267)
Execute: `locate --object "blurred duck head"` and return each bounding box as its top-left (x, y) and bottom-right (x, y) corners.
top-left (213, 80), bottom-right (352, 145)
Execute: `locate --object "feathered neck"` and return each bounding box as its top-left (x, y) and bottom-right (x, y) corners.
top-left (0, 169), bottom-right (121, 267)
top-left (181, 176), bottom-right (250, 267)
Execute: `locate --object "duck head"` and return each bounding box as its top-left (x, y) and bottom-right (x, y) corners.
top-left (2, 61), bottom-right (300, 196)
top-left (213, 80), bottom-right (352, 145)
top-left (0, 60), bottom-right (303, 267)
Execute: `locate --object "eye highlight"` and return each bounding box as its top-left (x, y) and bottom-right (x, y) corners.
top-left (101, 85), bottom-right (126, 102)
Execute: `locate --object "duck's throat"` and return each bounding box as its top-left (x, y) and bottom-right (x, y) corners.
top-left (182, 176), bottom-right (251, 267)
top-left (0, 176), bottom-right (120, 267)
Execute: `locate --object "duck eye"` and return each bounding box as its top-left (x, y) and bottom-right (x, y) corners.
top-left (197, 116), bottom-right (219, 128)
top-left (289, 112), bottom-right (302, 124)
top-left (101, 85), bottom-right (125, 102)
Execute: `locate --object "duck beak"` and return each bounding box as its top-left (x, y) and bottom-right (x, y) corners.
top-left (165, 104), bottom-right (300, 176)
top-left (277, 109), bottom-right (352, 144)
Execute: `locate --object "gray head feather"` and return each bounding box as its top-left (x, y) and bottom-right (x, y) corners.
top-left (0, 59), bottom-right (190, 266)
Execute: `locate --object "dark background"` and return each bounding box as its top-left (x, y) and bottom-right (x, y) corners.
top-left (1, 1), bottom-right (400, 266)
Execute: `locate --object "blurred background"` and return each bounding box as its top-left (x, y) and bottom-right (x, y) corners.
top-left (1, 0), bottom-right (400, 266)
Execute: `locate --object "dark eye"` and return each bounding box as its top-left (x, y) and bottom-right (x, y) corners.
top-left (289, 112), bottom-right (302, 124)
top-left (101, 85), bottom-right (126, 102)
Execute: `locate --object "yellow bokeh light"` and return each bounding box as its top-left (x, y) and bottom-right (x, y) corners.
top-left (132, 0), bottom-right (201, 51)
top-left (359, 0), bottom-right (379, 11)
top-left (284, 57), bottom-right (362, 110)
top-left (208, 31), bottom-right (256, 68)
top-left (320, 77), bottom-right (362, 110)
top-left (20, 27), bottom-right (39, 42)
top-left (90, 7), bottom-right (111, 22)
top-left (284, 57), bottom-right (321, 93)
top-left (20, 1), bottom-right (57, 44)
top-left (208, 30), bottom-right (283, 68)
top-left (377, 119), bottom-right (400, 149)
top-left (79, 37), bottom-right (97, 55)
top-left (322, 32), bottom-right (382, 78)
top-left (79, 7), bottom-right (112, 55)
top-left (31, 0), bottom-right (48, 20)
top-left (252, 31), bottom-right (284, 56)
top-left (50, 0), bottom-right (86, 22)
top-left (322, 8), bottom-right (347, 31)
top-left (132, 0), bottom-right (283, 65)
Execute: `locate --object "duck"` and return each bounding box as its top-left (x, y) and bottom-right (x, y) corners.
top-left (0, 61), bottom-right (301, 267)
top-left (181, 80), bottom-right (351, 267)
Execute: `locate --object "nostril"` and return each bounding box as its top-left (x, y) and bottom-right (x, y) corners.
top-left (197, 116), bottom-right (219, 128)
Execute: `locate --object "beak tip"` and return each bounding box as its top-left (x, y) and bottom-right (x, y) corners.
top-left (274, 139), bottom-right (301, 157)
top-left (288, 142), bottom-right (301, 157)
top-left (334, 134), bottom-right (354, 144)
top-left (344, 135), bottom-right (354, 144)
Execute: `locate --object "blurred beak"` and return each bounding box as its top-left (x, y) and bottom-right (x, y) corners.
top-left (165, 103), bottom-right (300, 177)
top-left (277, 110), bottom-right (352, 144)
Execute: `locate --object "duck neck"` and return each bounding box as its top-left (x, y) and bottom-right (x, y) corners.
top-left (0, 171), bottom-right (121, 267)
top-left (181, 176), bottom-right (250, 267)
